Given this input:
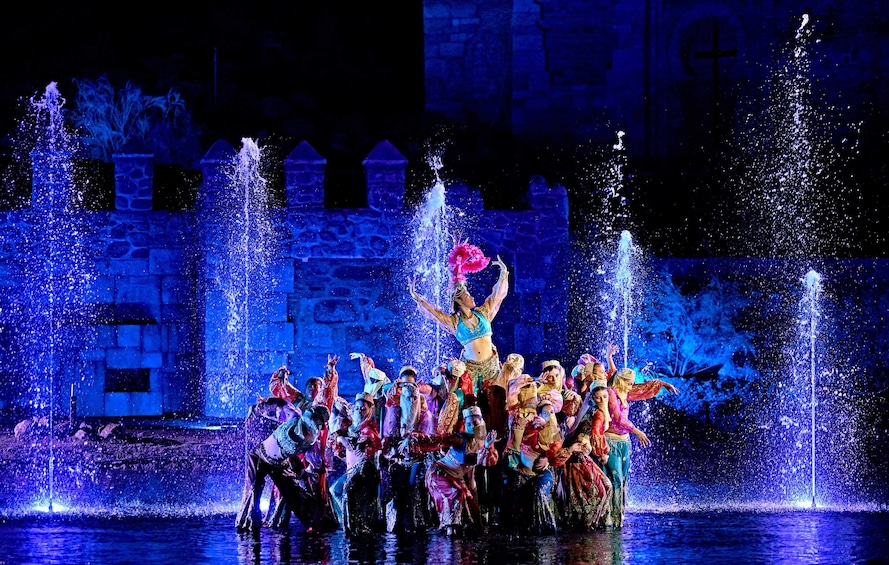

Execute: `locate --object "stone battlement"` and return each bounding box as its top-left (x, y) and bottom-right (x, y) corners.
top-left (0, 139), bottom-right (569, 418)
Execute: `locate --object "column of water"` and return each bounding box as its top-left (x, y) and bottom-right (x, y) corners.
top-left (410, 152), bottom-right (453, 368)
top-left (800, 269), bottom-right (822, 508)
top-left (615, 230), bottom-right (636, 368)
top-left (28, 83), bottom-right (78, 512)
top-left (221, 139), bottom-right (273, 420)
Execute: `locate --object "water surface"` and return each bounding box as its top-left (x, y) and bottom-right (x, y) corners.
top-left (1, 510), bottom-right (886, 564)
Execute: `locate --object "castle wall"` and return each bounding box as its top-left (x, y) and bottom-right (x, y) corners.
top-left (0, 139), bottom-right (570, 418)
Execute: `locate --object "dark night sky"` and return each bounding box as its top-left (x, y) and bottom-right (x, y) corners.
top-left (1, 4), bottom-right (425, 160)
top-left (3, 5), bottom-right (888, 256)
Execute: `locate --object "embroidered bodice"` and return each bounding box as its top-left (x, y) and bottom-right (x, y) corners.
top-left (455, 310), bottom-right (492, 346)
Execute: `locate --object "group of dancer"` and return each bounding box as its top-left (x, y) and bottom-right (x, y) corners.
top-left (235, 241), bottom-right (678, 536)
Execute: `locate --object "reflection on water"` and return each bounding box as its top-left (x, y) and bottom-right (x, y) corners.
top-left (0, 511), bottom-right (887, 565)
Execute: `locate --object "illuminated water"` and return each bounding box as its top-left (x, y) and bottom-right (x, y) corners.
top-left (407, 150), bottom-right (456, 369)
top-left (15, 82), bottom-right (95, 513)
top-left (0, 511), bottom-right (886, 564)
top-left (571, 130), bottom-right (630, 360)
top-left (799, 269), bottom-right (822, 508)
top-left (612, 230), bottom-right (638, 369)
top-left (203, 138), bottom-right (277, 417)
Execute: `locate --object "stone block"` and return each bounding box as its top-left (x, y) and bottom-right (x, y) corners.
top-left (204, 350), bottom-right (228, 373)
top-left (161, 276), bottom-right (188, 304)
top-left (79, 347), bottom-right (107, 362)
top-left (143, 325), bottom-right (162, 352)
top-left (86, 275), bottom-right (115, 303)
top-left (104, 393), bottom-right (132, 417)
top-left (108, 258), bottom-right (149, 276)
top-left (514, 323), bottom-right (545, 354)
top-left (297, 323), bottom-right (333, 350)
top-left (162, 325), bottom-right (179, 350)
top-left (203, 325), bottom-right (227, 354)
top-left (439, 42), bottom-right (465, 57)
top-left (520, 293), bottom-right (541, 321)
top-left (107, 347), bottom-right (141, 368)
top-left (130, 392), bottom-right (163, 416)
top-left (149, 249), bottom-right (183, 275)
top-left (314, 299), bottom-right (358, 323)
top-left (117, 325), bottom-right (141, 347)
top-left (269, 322), bottom-right (294, 351)
top-left (272, 261), bottom-right (295, 292)
top-left (540, 293), bottom-right (568, 322)
top-left (161, 304), bottom-right (191, 323)
top-left (75, 380), bottom-right (105, 417)
top-left (141, 352), bottom-right (163, 368)
top-left (115, 279), bottom-right (161, 308)
top-left (266, 292), bottom-right (289, 323)
top-left (96, 325), bottom-right (115, 345)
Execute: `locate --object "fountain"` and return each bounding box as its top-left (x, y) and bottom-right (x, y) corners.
top-left (798, 269), bottom-right (822, 508)
top-left (203, 138), bottom-right (277, 418)
top-left (728, 14), bottom-right (860, 508)
top-left (731, 13), bottom-right (854, 260)
top-left (612, 230), bottom-right (638, 369)
top-left (12, 83), bottom-right (95, 513)
top-left (571, 131), bottom-right (632, 361)
top-left (406, 150), bottom-right (456, 369)
top-left (404, 147), bottom-right (478, 371)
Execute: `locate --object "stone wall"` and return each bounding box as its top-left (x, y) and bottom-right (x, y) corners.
top-left (0, 139), bottom-right (570, 419)
top-left (423, 0), bottom-right (889, 161)
top-left (2, 141), bottom-right (887, 423)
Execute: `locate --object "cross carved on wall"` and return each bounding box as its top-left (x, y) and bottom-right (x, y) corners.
top-left (694, 23), bottom-right (737, 136)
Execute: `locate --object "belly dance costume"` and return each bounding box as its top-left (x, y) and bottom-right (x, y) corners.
top-left (456, 310), bottom-right (500, 387)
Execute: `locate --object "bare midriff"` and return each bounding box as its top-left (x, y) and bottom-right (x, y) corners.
top-left (463, 335), bottom-right (494, 361)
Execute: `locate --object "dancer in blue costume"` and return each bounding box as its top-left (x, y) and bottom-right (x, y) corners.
top-left (408, 241), bottom-right (509, 389)
top-left (409, 241), bottom-right (510, 529)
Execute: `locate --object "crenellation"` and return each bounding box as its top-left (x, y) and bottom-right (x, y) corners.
top-left (0, 138), bottom-right (570, 417)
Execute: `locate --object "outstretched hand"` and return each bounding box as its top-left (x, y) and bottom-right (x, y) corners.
top-left (491, 255), bottom-right (507, 271)
top-left (607, 343), bottom-right (618, 357)
top-left (512, 411), bottom-right (534, 430)
top-left (663, 382), bottom-right (679, 395)
top-left (633, 428), bottom-right (651, 448)
top-left (408, 277), bottom-right (421, 301)
top-left (326, 354), bottom-right (339, 380)
top-left (484, 430), bottom-right (498, 449)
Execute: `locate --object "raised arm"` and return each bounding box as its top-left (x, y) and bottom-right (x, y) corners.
top-left (408, 277), bottom-right (458, 335)
top-left (316, 354), bottom-right (339, 410)
top-left (480, 256), bottom-right (509, 320)
top-left (627, 379), bottom-right (678, 402)
top-left (606, 343), bottom-right (618, 378)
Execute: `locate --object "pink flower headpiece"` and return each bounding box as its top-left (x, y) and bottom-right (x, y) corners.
top-left (447, 240), bottom-right (490, 291)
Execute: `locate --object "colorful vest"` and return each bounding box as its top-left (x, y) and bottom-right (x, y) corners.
top-left (272, 418), bottom-right (313, 457)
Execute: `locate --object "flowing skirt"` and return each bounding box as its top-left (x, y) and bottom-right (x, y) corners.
top-left (425, 464), bottom-right (474, 529)
top-left (557, 453), bottom-right (613, 531)
top-left (330, 459), bottom-right (384, 535)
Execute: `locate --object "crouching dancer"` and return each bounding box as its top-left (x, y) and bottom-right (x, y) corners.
top-left (425, 405), bottom-right (499, 536)
top-left (235, 404), bottom-right (330, 531)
